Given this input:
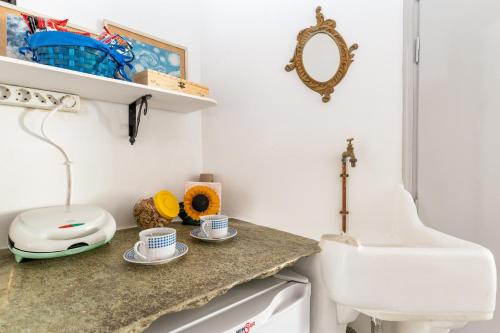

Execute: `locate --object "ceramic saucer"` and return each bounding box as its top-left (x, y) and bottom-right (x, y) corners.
top-left (190, 227), bottom-right (237, 242)
top-left (123, 242), bottom-right (188, 265)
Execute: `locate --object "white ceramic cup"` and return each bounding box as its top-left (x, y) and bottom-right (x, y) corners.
top-left (133, 227), bottom-right (176, 261)
top-left (200, 215), bottom-right (229, 239)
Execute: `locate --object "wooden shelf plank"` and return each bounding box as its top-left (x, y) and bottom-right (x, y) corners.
top-left (0, 56), bottom-right (217, 112)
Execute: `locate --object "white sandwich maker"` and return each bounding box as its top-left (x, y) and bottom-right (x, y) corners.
top-left (8, 205), bottom-right (116, 263)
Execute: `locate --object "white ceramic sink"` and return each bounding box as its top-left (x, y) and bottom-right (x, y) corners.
top-left (320, 185), bottom-right (496, 332)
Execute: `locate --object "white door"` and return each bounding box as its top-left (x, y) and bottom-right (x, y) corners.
top-left (417, 1), bottom-right (500, 332)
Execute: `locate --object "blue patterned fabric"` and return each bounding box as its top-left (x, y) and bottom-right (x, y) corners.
top-left (20, 31), bottom-right (134, 81)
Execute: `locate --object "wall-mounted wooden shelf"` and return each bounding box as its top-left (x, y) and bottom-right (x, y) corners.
top-left (0, 56), bottom-right (217, 113)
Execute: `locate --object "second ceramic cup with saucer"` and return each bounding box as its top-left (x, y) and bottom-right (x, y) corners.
top-left (190, 215), bottom-right (237, 242)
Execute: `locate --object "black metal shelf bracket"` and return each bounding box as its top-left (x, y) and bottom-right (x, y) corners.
top-left (128, 94), bottom-right (152, 145)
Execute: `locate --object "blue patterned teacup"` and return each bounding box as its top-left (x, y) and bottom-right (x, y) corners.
top-left (200, 215), bottom-right (229, 239)
top-left (134, 227), bottom-right (176, 261)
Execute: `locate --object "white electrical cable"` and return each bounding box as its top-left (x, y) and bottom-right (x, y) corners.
top-left (39, 99), bottom-right (73, 207)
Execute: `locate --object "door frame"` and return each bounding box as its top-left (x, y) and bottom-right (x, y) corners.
top-left (402, 0), bottom-right (420, 200)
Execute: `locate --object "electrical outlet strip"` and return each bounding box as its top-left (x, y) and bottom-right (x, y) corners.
top-left (0, 83), bottom-right (80, 113)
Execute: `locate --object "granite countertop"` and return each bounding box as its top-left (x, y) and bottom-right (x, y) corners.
top-left (0, 219), bottom-right (320, 333)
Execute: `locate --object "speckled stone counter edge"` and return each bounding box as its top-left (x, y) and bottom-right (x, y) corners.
top-left (121, 252), bottom-right (317, 333)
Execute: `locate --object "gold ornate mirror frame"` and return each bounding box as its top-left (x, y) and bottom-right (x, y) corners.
top-left (285, 6), bottom-right (358, 103)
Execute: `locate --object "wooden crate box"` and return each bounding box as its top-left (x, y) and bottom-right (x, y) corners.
top-left (134, 69), bottom-right (209, 97)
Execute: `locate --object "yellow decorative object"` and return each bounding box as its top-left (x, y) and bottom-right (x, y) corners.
top-left (153, 190), bottom-right (180, 219)
top-left (183, 185), bottom-right (220, 220)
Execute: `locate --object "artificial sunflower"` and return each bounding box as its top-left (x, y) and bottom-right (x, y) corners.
top-left (179, 185), bottom-right (220, 225)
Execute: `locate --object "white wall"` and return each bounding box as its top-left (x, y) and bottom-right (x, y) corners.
top-left (0, 2), bottom-right (404, 332)
top-left (0, 0), bottom-right (204, 247)
top-left (200, 1), bottom-right (403, 332)
top-left (417, 1), bottom-right (500, 332)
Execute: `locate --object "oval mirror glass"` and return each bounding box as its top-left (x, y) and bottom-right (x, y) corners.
top-left (302, 33), bottom-right (340, 82)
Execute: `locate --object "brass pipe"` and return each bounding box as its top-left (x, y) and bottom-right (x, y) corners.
top-left (340, 162), bottom-right (348, 233)
top-left (340, 138), bottom-right (357, 233)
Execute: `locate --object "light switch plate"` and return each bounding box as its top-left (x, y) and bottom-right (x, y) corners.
top-left (0, 83), bottom-right (80, 112)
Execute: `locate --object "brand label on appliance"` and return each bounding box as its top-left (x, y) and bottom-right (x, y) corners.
top-left (235, 322), bottom-right (255, 333)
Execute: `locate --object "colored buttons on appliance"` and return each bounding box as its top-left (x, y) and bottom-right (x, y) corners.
top-left (58, 223), bottom-right (85, 228)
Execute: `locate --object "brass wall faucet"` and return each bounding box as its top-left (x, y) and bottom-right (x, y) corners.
top-left (342, 138), bottom-right (357, 167)
top-left (340, 138), bottom-right (357, 233)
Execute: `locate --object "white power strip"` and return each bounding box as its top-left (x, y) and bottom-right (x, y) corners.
top-left (0, 83), bottom-right (80, 112)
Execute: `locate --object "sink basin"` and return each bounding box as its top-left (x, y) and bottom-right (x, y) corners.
top-left (320, 185), bottom-right (496, 331)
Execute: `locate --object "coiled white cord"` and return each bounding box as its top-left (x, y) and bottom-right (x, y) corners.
top-left (39, 100), bottom-right (73, 207)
